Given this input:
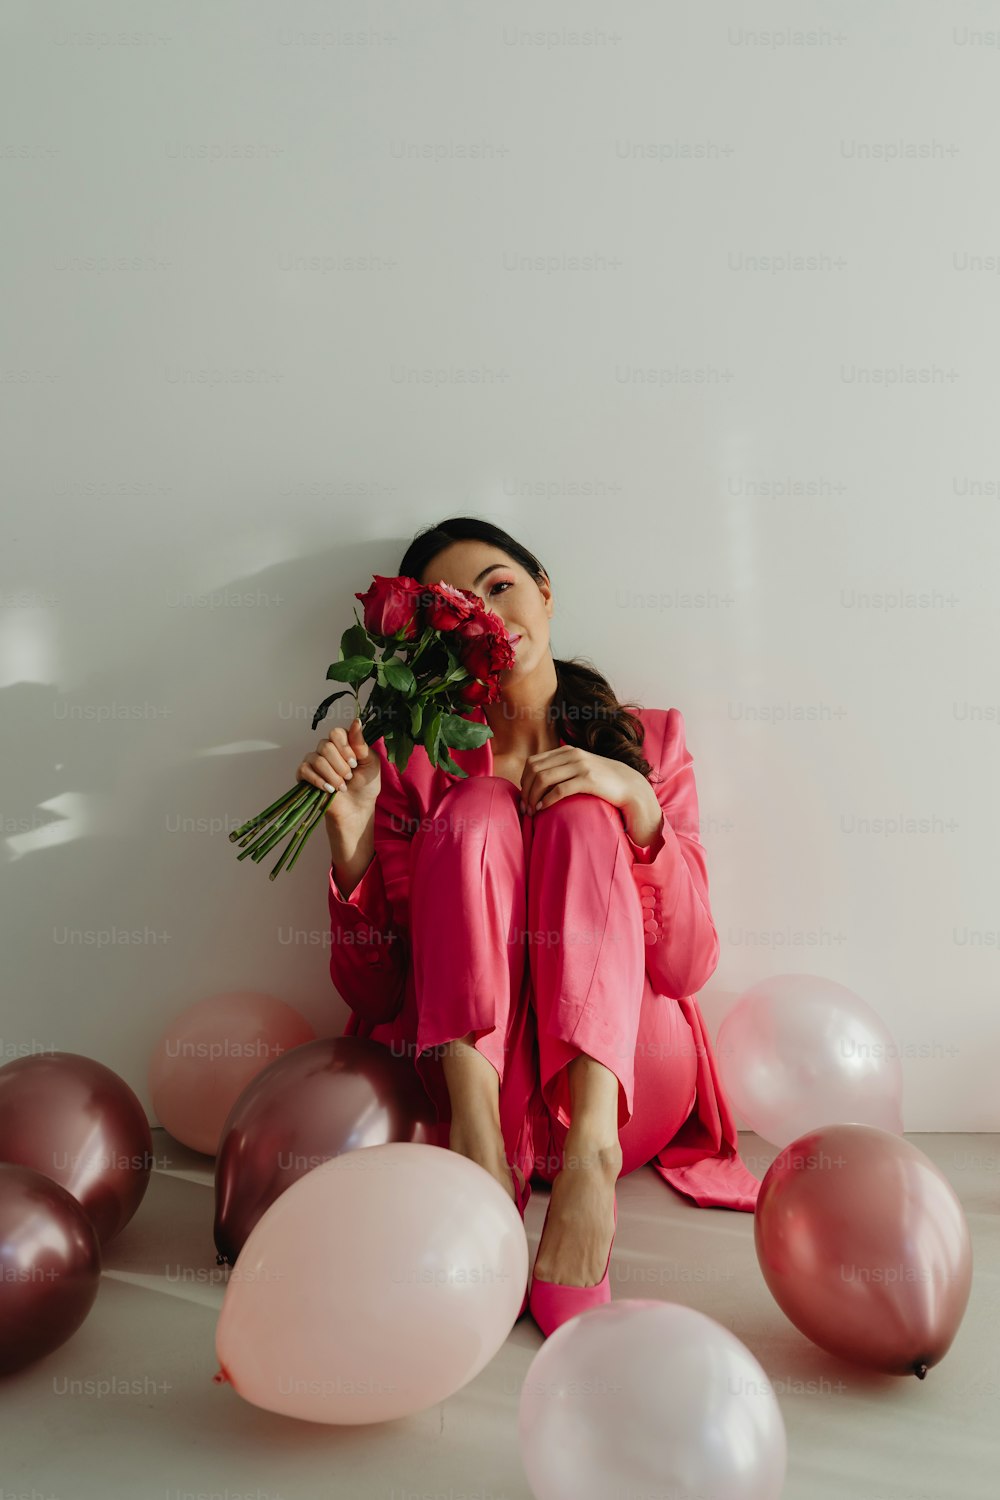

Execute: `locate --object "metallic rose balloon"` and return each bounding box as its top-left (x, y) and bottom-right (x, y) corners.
top-left (213, 1036), bottom-right (437, 1264)
top-left (754, 1123), bottom-right (973, 1378)
top-left (0, 1052), bottom-right (152, 1245)
top-left (0, 1163), bottom-right (102, 1375)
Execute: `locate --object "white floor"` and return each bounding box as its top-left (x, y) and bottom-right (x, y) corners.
top-left (3, 1129), bottom-right (996, 1500)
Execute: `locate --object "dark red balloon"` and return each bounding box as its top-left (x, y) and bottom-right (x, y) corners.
top-left (0, 1163), bottom-right (102, 1375)
top-left (0, 1052), bottom-right (153, 1244)
top-left (214, 1036), bottom-right (437, 1264)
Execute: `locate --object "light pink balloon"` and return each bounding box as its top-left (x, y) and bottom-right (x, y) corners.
top-left (518, 1300), bottom-right (787, 1500)
top-left (755, 1123), bottom-right (972, 1377)
top-left (716, 972), bottom-right (904, 1147)
top-left (148, 991), bottom-right (315, 1155)
top-left (213, 1142), bottom-right (528, 1423)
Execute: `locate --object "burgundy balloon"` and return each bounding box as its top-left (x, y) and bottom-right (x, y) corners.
top-left (0, 1163), bottom-right (102, 1375)
top-left (0, 1052), bottom-right (153, 1245)
top-left (754, 1123), bottom-right (973, 1378)
top-left (213, 1036), bottom-right (438, 1264)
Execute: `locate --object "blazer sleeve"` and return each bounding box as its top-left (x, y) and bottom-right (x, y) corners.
top-left (327, 737), bottom-right (414, 1025)
top-left (621, 707), bottom-right (721, 1001)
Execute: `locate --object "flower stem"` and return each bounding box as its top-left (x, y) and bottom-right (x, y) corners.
top-left (230, 782), bottom-right (305, 843)
top-left (248, 789), bottom-right (323, 864)
top-left (236, 787), bottom-right (316, 864)
top-left (405, 631), bottom-right (433, 672)
top-left (235, 783), bottom-right (314, 855)
top-left (234, 789), bottom-right (311, 852)
top-left (271, 790), bottom-right (332, 878)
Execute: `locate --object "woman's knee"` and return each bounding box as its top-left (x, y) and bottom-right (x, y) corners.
top-left (533, 790), bottom-right (621, 835)
top-left (431, 776), bottom-right (519, 831)
top-left (412, 776), bottom-right (520, 861)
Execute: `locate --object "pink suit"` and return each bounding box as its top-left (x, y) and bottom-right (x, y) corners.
top-left (328, 705), bottom-right (761, 1211)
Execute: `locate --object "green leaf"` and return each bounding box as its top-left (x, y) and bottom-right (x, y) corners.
top-left (381, 658), bottom-right (417, 695)
top-left (327, 656), bottom-right (376, 684)
top-left (386, 728), bottom-right (415, 771)
top-left (423, 709), bottom-right (442, 764)
top-left (409, 700), bottom-right (423, 738)
top-left (439, 712), bottom-right (493, 750)
top-left (438, 746), bottom-right (466, 776)
top-left (311, 689), bottom-right (353, 730)
top-left (341, 623), bottom-right (374, 661)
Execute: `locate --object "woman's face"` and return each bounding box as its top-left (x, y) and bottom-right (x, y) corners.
top-left (419, 539), bottom-right (554, 676)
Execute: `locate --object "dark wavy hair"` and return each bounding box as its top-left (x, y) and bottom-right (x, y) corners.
top-left (397, 516), bottom-right (657, 782)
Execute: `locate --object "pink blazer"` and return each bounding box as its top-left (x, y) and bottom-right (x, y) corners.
top-left (328, 705), bottom-right (760, 1212)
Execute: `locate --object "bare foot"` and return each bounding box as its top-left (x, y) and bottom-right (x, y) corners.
top-left (532, 1141), bottom-right (621, 1286)
top-left (448, 1123), bottom-right (522, 1204)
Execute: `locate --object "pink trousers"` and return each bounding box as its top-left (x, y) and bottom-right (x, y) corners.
top-left (407, 774), bottom-right (700, 1184)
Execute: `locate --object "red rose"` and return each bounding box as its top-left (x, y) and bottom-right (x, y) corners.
top-left (458, 677), bottom-right (494, 706)
top-left (422, 580), bottom-right (483, 632)
top-left (355, 574), bottom-right (425, 640)
top-left (455, 612), bottom-right (516, 703)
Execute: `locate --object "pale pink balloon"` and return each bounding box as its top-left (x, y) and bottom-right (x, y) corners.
top-left (716, 972), bottom-right (904, 1147)
top-left (519, 1300), bottom-right (787, 1500)
top-left (755, 1123), bottom-right (972, 1377)
top-left (148, 991), bottom-right (315, 1155)
top-left (213, 1142), bottom-right (528, 1423)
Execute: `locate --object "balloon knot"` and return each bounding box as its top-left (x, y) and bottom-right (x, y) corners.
top-left (212, 1365), bottom-right (231, 1386)
top-left (216, 1253), bottom-right (229, 1265)
top-left (914, 1362), bottom-right (928, 1380)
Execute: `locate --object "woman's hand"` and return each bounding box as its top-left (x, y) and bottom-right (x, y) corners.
top-left (520, 745), bottom-right (659, 832)
top-left (295, 717), bottom-right (381, 826)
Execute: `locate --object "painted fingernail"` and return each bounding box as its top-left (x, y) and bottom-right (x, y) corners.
top-left (323, 782), bottom-right (337, 794)
top-left (343, 767), bottom-right (352, 779)
top-left (347, 757), bottom-right (358, 768)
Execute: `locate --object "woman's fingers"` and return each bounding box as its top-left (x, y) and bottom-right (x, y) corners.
top-left (295, 718), bottom-right (378, 798)
top-left (347, 716), bottom-right (368, 761)
top-left (296, 754), bottom-right (340, 794)
top-left (317, 737), bottom-right (355, 788)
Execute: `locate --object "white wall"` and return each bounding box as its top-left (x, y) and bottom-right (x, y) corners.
top-left (3, 0), bottom-right (997, 1131)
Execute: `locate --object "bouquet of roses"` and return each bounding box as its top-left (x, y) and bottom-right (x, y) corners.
top-left (230, 573), bottom-right (516, 879)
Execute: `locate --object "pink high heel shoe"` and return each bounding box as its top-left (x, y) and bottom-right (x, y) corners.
top-left (529, 1191), bottom-right (618, 1338)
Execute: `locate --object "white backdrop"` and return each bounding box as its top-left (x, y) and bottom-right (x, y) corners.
top-left (2, 0), bottom-right (997, 1132)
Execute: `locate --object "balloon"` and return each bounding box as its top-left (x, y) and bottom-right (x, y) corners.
top-left (0, 1051), bottom-right (152, 1244)
top-left (518, 1300), bottom-right (787, 1500)
top-left (754, 1123), bottom-right (972, 1377)
top-left (148, 990), bottom-right (315, 1155)
top-left (213, 1142), bottom-right (528, 1423)
top-left (716, 972), bottom-right (903, 1146)
top-left (0, 1163), bottom-right (102, 1375)
top-left (214, 1036), bottom-right (437, 1264)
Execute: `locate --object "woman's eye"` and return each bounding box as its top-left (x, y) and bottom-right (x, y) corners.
top-left (489, 581), bottom-right (511, 596)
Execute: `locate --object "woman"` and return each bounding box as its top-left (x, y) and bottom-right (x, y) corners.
top-left (295, 517), bottom-right (761, 1337)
